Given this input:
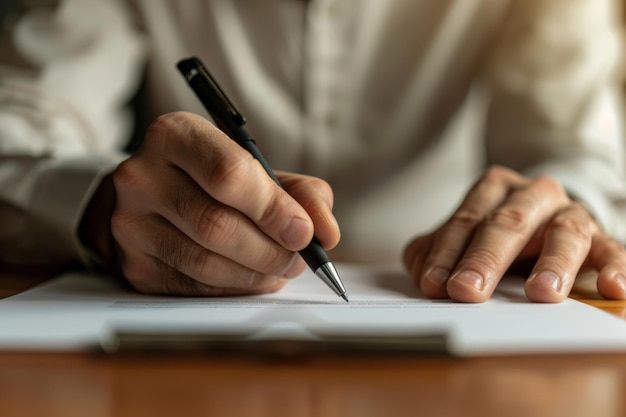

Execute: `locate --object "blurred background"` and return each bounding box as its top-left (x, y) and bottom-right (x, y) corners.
top-left (0, 0), bottom-right (625, 260)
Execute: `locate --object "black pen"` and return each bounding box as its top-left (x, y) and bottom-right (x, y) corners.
top-left (177, 57), bottom-right (348, 302)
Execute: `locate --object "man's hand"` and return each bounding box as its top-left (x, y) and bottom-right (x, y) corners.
top-left (81, 111), bottom-right (340, 296)
top-left (403, 166), bottom-right (626, 303)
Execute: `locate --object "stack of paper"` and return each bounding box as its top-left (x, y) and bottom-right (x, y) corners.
top-left (1, 263), bottom-right (626, 356)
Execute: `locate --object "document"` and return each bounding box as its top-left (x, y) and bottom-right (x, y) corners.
top-left (2, 262), bottom-right (626, 356)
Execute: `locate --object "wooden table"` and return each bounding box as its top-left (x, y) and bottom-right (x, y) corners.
top-left (2, 271), bottom-right (626, 417)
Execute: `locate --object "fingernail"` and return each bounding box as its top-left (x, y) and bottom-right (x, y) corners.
top-left (613, 273), bottom-right (626, 292)
top-left (529, 271), bottom-right (561, 292)
top-left (425, 268), bottom-right (450, 286)
top-left (280, 217), bottom-right (311, 248)
top-left (450, 270), bottom-right (484, 291)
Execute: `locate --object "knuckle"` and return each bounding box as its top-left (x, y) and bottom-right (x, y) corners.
top-left (464, 247), bottom-right (501, 270)
top-left (113, 158), bottom-right (144, 191)
top-left (196, 204), bottom-right (239, 248)
top-left (172, 184), bottom-right (196, 220)
top-left (531, 175), bottom-right (569, 205)
top-left (205, 154), bottom-right (255, 199)
top-left (549, 211), bottom-right (592, 241)
top-left (485, 206), bottom-right (529, 235)
top-left (142, 115), bottom-right (172, 150)
top-left (448, 208), bottom-right (484, 230)
top-left (256, 246), bottom-right (289, 274)
top-left (482, 165), bottom-right (514, 184)
top-left (145, 112), bottom-right (181, 138)
top-left (185, 245), bottom-right (212, 277)
top-left (305, 176), bottom-right (334, 199)
top-left (143, 112), bottom-right (195, 152)
top-left (155, 233), bottom-right (186, 270)
top-left (256, 192), bottom-right (283, 229)
top-left (282, 174), bottom-right (335, 211)
top-left (533, 175), bottom-right (565, 195)
top-left (313, 177), bottom-right (333, 194)
top-left (537, 253), bottom-right (577, 270)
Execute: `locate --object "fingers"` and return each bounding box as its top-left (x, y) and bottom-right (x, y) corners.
top-left (112, 211), bottom-right (302, 295)
top-left (147, 112), bottom-right (315, 251)
top-left (278, 171), bottom-right (340, 250)
top-left (405, 166), bottom-right (590, 303)
top-left (411, 167), bottom-right (524, 298)
top-left (446, 175), bottom-right (569, 302)
top-left (403, 234), bottom-right (435, 292)
top-left (111, 111), bottom-right (338, 296)
top-left (589, 236), bottom-right (626, 300)
top-left (405, 165), bottom-right (626, 303)
top-left (149, 165), bottom-right (303, 274)
top-left (131, 254), bottom-right (289, 297)
top-left (524, 203), bottom-right (593, 302)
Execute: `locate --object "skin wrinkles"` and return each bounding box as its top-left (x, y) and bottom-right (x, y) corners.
top-left (86, 111), bottom-right (625, 302)
top-left (105, 112), bottom-right (336, 296)
top-left (403, 165), bottom-right (626, 303)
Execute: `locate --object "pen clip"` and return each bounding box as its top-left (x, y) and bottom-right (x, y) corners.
top-left (182, 57), bottom-right (246, 126)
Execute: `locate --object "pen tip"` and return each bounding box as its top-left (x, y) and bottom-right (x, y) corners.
top-left (341, 293), bottom-right (349, 303)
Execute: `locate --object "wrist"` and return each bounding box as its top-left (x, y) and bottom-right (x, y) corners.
top-left (78, 173), bottom-right (118, 270)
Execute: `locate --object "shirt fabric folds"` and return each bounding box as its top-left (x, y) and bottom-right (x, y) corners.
top-left (0, 0), bottom-right (625, 266)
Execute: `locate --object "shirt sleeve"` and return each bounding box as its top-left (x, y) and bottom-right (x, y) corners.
top-left (483, 0), bottom-right (626, 243)
top-left (0, 0), bottom-right (145, 268)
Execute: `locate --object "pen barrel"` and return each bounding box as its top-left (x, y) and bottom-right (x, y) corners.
top-left (241, 136), bottom-right (329, 271)
top-left (235, 130), bottom-right (281, 186)
top-left (236, 131), bottom-right (330, 273)
top-left (177, 57), bottom-right (344, 298)
top-left (299, 237), bottom-right (330, 271)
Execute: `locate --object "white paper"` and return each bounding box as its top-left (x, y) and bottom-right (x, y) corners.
top-left (2, 262), bottom-right (626, 356)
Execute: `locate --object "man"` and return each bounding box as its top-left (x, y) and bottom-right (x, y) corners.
top-left (1, 0), bottom-right (625, 302)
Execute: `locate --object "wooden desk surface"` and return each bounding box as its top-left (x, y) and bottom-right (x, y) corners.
top-left (2, 271), bottom-right (626, 417)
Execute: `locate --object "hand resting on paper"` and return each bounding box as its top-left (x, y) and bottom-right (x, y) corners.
top-left (403, 166), bottom-right (626, 303)
top-left (79, 112), bottom-right (340, 296)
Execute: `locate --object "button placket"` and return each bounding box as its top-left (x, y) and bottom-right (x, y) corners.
top-left (302, 0), bottom-right (355, 175)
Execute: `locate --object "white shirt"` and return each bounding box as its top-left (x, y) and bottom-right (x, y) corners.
top-left (1, 0), bottom-right (625, 267)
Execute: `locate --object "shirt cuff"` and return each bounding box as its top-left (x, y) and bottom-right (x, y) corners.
top-left (27, 153), bottom-right (125, 269)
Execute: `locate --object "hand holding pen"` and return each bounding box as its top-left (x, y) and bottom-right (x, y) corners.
top-left (86, 78), bottom-right (343, 298)
top-left (177, 57), bottom-right (347, 301)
